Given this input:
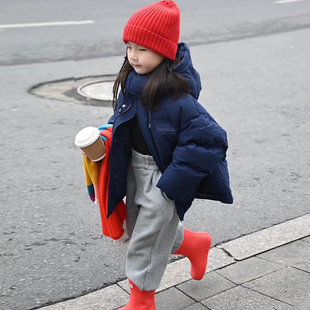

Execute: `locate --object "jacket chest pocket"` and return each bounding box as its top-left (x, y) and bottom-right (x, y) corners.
top-left (155, 122), bottom-right (176, 135)
top-left (154, 122), bottom-right (178, 147)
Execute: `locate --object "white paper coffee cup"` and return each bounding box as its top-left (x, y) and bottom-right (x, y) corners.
top-left (75, 127), bottom-right (106, 162)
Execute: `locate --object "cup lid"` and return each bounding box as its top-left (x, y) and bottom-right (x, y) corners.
top-left (75, 127), bottom-right (100, 147)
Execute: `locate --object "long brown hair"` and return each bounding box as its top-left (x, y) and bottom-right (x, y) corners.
top-left (112, 55), bottom-right (189, 111)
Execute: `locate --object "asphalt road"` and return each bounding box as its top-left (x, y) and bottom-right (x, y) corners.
top-left (1, 0), bottom-right (310, 65)
top-left (0, 1), bottom-right (310, 310)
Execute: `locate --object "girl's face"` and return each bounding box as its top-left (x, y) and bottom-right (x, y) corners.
top-left (126, 41), bottom-right (164, 75)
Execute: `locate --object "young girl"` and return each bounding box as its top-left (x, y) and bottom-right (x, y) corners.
top-left (106, 1), bottom-right (233, 309)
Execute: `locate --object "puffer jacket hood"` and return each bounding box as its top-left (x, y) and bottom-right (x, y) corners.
top-left (125, 43), bottom-right (202, 100)
top-left (174, 42), bottom-right (202, 100)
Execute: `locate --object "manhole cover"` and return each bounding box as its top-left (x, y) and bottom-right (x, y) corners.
top-left (77, 80), bottom-right (114, 101)
top-left (29, 75), bottom-right (117, 107)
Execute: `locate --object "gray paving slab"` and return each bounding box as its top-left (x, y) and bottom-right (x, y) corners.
top-left (201, 286), bottom-right (293, 310)
top-left (216, 257), bottom-right (284, 285)
top-left (177, 271), bottom-right (236, 302)
top-left (221, 214), bottom-right (310, 260)
top-left (258, 239), bottom-right (310, 273)
top-left (206, 247), bottom-right (235, 272)
top-left (39, 284), bottom-right (129, 310)
top-left (155, 287), bottom-right (195, 310)
top-left (243, 267), bottom-right (310, 307)
top-left (183, 303), bottom-right (210, 310)
top-left (293, 260), bottom-right (310, 274)
top-left (118, 257), bottom-right (192, 294)
top-left (303, 236), bottom-right (310, 243)
top-left (117, 247), bottom-right (235, 295)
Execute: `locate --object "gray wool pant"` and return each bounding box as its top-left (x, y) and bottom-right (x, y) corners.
top-left (125, 149), bottom-right (184, 291)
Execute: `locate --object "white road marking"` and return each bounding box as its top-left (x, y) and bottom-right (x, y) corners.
top-left (0, 20), bottom-right (94, 29)
top-left (275, 0), bottom-right (304, 4)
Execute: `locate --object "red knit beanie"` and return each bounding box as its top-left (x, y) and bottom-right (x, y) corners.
top-left (123, 0), bottom-right (180, 60)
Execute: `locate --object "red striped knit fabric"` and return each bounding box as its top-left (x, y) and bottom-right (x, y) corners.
top-left (98, 127), bottom-right (126, 240)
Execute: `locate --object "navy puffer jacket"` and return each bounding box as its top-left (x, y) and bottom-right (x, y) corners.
top-left (108, 43), bottom-right (233, 220)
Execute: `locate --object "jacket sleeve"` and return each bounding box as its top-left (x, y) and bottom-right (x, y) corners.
top-left (157, 100), bottom-right (228, 202)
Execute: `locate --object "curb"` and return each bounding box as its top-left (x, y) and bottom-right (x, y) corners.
top-left (38, 214), bottom-right (310, 310)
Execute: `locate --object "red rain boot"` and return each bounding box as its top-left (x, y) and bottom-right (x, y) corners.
top-left (119, 279), bottom-right (156, 310)
top-left (173, 228), bottom-right (212, 280)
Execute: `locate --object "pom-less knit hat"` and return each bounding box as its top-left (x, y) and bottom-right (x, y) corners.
top-left (123, 0), bottom-right (180, 60)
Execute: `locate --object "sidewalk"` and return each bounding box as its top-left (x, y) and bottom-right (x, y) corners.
top-left (39, 214), bottom-right (310, 310)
